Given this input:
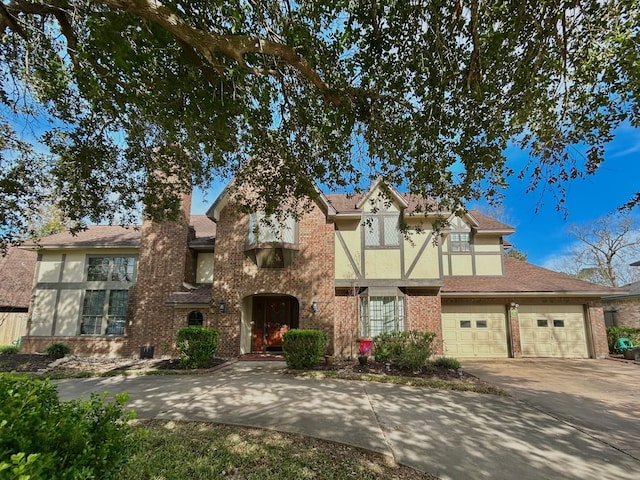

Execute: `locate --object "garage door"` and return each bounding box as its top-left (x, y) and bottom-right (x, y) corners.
top-left (442, 305), bottom-right (508, 358)
top-left (518, 305), bottom-right (588, 358)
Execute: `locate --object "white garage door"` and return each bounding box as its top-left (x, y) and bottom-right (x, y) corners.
top-left (442, 305), bottom-right (508, 358)
top-left (518, 305), bottom-right (588, 358)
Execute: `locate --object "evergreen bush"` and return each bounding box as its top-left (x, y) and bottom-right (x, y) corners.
top-left (433, 356), bottom-right (462, 370)
top-left (0, 345), bottom-right (19, 354)
top-left (282, 329), bottom-right (326, 368)
top-left (45, 342), bottom-right (71, 359)
top-left (0, 373), bottom-right (135, 479)
top-left (606, 326), bottom-right (640, 353)
top-left (176, 326), bottom-right (220, 368)
top-left (373, 331), bottom-right (436, 370)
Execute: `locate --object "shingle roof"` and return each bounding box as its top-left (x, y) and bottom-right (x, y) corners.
top-left (165, 285), bottom-right (212, 305)
top-left (0, 247), bottom-right (37, 308)
top-left (325, 193), bottom-right (513, 232)
top-left (24, 215), bottom-right (216, 250)
top-left (28, 225), bottom-right (142, 249)
top-left (188, 215), bottom-right (216, 249)
top-left (442, 256), bottom-right (625, 296)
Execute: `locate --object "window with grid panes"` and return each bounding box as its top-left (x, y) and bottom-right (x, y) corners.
top-left (81, 290), bottom-right (129, 335)
top-left (360, 295), bottom-right (405, 337)
top-left (87, 256), bottom-right (136, 282)
top-left (449, 232), bottom-right (471, 252)
top-left (364, 213), bottom-right (400, 248)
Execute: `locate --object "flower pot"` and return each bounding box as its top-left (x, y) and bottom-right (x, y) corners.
top-left (325, 355), bottom-right (335, 366)
top-left (358, 356), bottom-right (368, 365)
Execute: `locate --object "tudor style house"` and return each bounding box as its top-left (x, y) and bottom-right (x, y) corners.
top-left (18, 180), bottom-right (620, 359)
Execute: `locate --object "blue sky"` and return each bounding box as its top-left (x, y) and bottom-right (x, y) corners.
top-left (192, 123), bottom-right (640, 269)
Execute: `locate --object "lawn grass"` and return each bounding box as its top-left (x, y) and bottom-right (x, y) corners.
top-left (118, 420), bottom-right (437, 480)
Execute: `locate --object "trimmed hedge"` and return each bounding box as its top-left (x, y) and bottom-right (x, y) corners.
top-left (373, 331), bottom-right (436, 370)
top-left (282, 329), bottom-right (326, 368)
top-left (606, 326), bottom-right (640, 353)
top-left (176, 327), bottom-right (220, 369)
top-left (0, 373), bottom-right (135, 479)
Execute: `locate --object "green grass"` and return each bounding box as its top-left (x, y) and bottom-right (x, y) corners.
top-left (118, 420), bottom-right (436, 480)
top-left (291, 370), bottom-right (510, 396)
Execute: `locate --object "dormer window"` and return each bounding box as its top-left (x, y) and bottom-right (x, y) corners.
top-left (245, 212), bottom-right (298, 268)
top-left (450, 232), bottom-right (471, 252)
top-left (364, 213), bottom-right (400, 248)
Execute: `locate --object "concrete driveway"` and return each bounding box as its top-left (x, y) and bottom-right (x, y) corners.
top-left (462, 359), bottom-right (640, 462)
top-left (55, 360), bottom-right (640, 480)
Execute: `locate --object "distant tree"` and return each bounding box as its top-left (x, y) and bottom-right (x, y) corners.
top-left (552, 212), bottom-right (640, 287)
top-left (24, 203), bottom-right (72, 239)
top-left (506, 247), bottom-right (528, 262)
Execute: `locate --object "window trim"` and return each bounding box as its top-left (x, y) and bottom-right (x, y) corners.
top-left (363, 212), bottom-right (400, 249)
top-left (359, 288), bottom-right (405, 337)
top-left (247, 212), bottom-right (298, 248)
top-left (81, 289), bottom-right (129, 336)
top-left (86, 255), bottom-right (138, 283)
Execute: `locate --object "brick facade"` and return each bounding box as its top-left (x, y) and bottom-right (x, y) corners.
top-left (603, 298), bottom-right (640, 329)
top-left (125, 194), bottom-right (193, 357)
top-left (405, 289), bottom-right (443, 354)
top-left (210, 199), bottom-right (336, 357)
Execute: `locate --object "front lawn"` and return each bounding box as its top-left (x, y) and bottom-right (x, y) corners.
top-left (119, 420), bottom-right (438, 480)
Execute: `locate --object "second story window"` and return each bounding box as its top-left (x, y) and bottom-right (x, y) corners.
top-left (450, 232), bottom-right (471, 252)
top-left (87, 256), bottom-right (137, 282)
top-left (248, 212), bottom-right (296, 245)
top-left (364, 213), bottom-right (400, 248)
top-left (245, 212), bottom-right (299, 268)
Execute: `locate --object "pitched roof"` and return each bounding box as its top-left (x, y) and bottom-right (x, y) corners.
top-left (26, 225), bottom-right (142, 249)
top-left (188, 215), bottom-right (216, 249)
top-left (0, 247), bottom-right (37, 308)
top-left (165, 285), bottom-right (212, 305)
top-left (325, 193), bottom-right (513, 233)
top-left (442, 256), bottom-right (626, 297)
top-left (22, 215), bottom-right (216, 250)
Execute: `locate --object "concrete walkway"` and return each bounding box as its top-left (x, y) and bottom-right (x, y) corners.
top-left (56, 361), bottom-right (640, 480)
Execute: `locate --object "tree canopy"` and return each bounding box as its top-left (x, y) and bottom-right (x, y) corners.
top-left (1, 0), bottom-right (639, 250)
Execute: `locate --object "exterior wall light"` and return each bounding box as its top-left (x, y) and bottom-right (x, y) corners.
top-left (219, 299), bottom-right (227, 313)
top-left (312, 299), bottom-right (319, 313)
top-left (510, 302), bottom-right (519, 309)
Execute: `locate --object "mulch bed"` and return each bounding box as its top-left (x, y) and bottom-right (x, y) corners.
top-left (0, 353), bottom-right (53, 372)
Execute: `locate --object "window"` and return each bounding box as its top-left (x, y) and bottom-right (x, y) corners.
top-left (450, 232), bottom-right (471, 252)
top-left (460, 320), bottom-right (472, 328)
top-left (87, 256), bottom-right (136, 282)
top-left (188, 311), bottom-right (204, 326)
top-left (537, 319), bottom-right (548, 327)
top-left (248, 212), bottom-right (296, 245)
top-left (364, 213), bottom-right (400, 248)
top-left (360, 294), bottom-right (405, 337)
top-left (81, 290), bottom-right (128, 336)
top-left (476, 320), bottom-right (487, 328)
top-left (553, 319), bottom-right (565, 328)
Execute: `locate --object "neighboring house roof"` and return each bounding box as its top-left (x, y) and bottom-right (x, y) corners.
top-left (603, 280), bottom-right (640, 301)
top-left (165, 285), bottom-right (212, 305)
top-left (0, 247), bottom-right (37, 309)
top-left (442, 256), bottom-right (626, 297)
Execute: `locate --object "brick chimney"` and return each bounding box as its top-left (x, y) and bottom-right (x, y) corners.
top-left (126, 191), bottom-right (192, 357)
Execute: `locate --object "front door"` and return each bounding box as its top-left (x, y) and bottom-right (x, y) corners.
top-left (252, 296), bottom-right (293, 352)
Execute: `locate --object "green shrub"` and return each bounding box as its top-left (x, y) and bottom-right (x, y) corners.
top-left (373, 331), bottom-right (436, 370)
top-left (282, 329), bottom-right (326, 368)
top-left (176, 326), bottom-right (220, 368)
top-left (0, 345), bottom-right (19, 354)
top-left (433, 356), bottom-right (461, 370)
top-left (606, 326), bottom-right (640, 353)
top-left (45, 342), bottom-right (72, 359)
top-left (0, 373), bottom-right (135, 479)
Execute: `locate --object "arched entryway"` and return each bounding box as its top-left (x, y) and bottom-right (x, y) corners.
top-left (250, 295), bottom-right (299, 352)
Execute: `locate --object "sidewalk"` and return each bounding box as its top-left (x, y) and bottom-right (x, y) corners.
top-left (56, 361), bottom-right (639, 480)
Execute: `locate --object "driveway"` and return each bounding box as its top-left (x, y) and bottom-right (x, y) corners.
top-left (462, 359), bottom-right (640, 462)
top-left (56, 360), bottom-right (640, 480)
